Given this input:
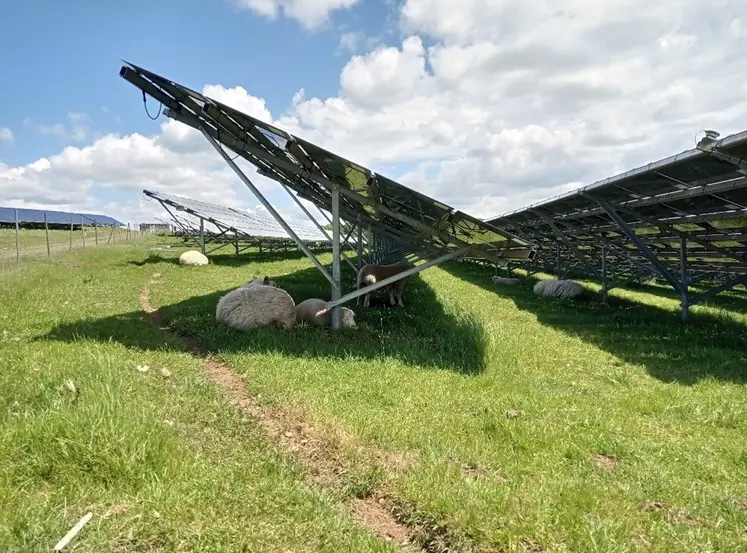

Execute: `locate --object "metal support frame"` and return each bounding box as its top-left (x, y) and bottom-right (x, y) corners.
top-left (199, 218), bottom-right (206, 254)
top-left (680, 236), bottom-right (689, 321)
top-left (535, 210), bottom-right (600, 279)
top-left (44, 212), bottom-right (50, 257)
top-left (330, 184), bottom-right (342, 329)
top-left (591, 195), bottom-right (683, 294)
top-left (357, 216), bottom-right (363, 269)
top-left (689, 274), bottom-right (747, 306)
top-left (15, 209), bottom-right (20, 262)
top-left (158, 108), bottom-right (529, 266)
top-left (200, 125), bottom-right (339, 290)
top-left (601, 234), bottom-right (608, 303)
top-left (325, 246), bottom-right (471, 310)
top-left (278, 182), bottom-right (356, 272)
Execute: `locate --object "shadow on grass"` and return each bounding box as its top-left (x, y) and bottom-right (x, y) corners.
top-left (442, 260), bottom-right (747, 386)
top-left (45, 253), bottom-right (489, 375)
top-left (618, 278), bottom-right (747, 313)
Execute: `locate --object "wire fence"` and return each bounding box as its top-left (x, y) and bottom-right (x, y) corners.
top-left (0, 224), bottom-right (147, 265)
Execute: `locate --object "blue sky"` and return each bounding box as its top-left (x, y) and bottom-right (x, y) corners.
top-left (0, 0), bottom-right (391, 167)
top-left (2, 0), bottom-right (744, 226)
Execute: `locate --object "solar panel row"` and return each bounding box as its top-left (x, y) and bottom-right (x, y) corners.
top-left (119, 61), bottom-right (537, 267)
top-left (144, 189), bottom-right (330, 243)
top-left (0, 206), bottom-right (123, 227)
top-left (486, 131), bottom-right (747, 285)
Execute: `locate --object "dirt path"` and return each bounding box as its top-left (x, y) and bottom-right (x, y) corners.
top-left (139, 278), bottom-right (419, 550)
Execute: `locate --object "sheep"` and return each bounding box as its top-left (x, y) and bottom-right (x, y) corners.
top-left (491, 276), bottom-right (521, 286)
top-left (295, 298), bottom-right (357, 328)
top-left (356, 261), bottom-right (414, 307)
top-left (216, 282), bottom-right (296, 331)
top-left (179, 250), bottom-right (209, 266)
top-left (238, 275), bottom-right (276, 289)
top-left (533, 279), bottom-right (585, 299)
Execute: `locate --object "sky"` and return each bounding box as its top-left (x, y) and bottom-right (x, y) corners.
top-left (0, 0), bottom-right (745, 230)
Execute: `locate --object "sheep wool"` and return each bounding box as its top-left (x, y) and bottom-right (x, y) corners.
top-left (533, 279), bottom-right (585, 299)
top-left (295, 298), bottom-right (357, 328)
top-left (216, 285), bottom-right (296, 331)
top-left (179, 250), bottom-right (209, 266)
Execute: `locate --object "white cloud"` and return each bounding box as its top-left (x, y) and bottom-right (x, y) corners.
top-left (0, 127), bottom-right (12, 144)
top-left (26, 112), bottom-right (93, 142)
top-left (1, 0), bottom-right (745, 232)
top-left (338, 31), bottom-right (365, 53)
top-left (235, 0), bottom-right (360, 29)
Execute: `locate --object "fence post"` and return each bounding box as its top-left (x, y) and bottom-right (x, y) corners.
top-left (81, 217), bottom-right (86, 248)
top-left (69, 219), bottom-right (74, 251)
top-left (15, 208), bottom-right (20, 262)
top-left (44, 212), bottom-right (50, 257)
top-left (94, 223), bottom-right (98, 246)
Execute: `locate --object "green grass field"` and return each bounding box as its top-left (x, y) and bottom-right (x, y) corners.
top-left (0, 228), bottom-right (137, 262)
top-left (3, 238), bottom-right (747, 552)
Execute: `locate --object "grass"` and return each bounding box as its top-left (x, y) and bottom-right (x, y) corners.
top-left (5, 238), bottom-right (747, 552)
top-left (0, 245), bottom-right (396, 552)
top-left (0, 227), bottom-right (135, 263)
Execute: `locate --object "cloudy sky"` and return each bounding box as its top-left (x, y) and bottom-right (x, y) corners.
top-left (0, 0), bottom-right (745, 228)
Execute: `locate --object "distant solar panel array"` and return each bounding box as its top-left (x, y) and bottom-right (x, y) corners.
top-left (0, 206), bottom-right (123, 227)
top-left (144, 189), bottom-right (329, 243)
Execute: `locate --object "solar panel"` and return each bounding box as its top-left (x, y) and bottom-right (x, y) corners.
top-left (0, 206), bottom-right (123, 227)
top-left (486, 129), bottom-right (747, 316)
top-left (119, 62), bottom-right (536, 266)
top-left (144, 189), bottom-right (330, 243)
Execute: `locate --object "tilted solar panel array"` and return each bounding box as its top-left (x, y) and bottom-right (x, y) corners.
top-left (487, 131), bottom-right (747, 282)
top-left (0, 206), bottom-right (123, 227)
top-left (144, 189), bottom-right (329, 243)
top-left (120, 62), bottom-right (536, 265)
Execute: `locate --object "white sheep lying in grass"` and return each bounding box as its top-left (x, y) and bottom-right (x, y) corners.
top-left (295, 298), bottom-right (357, 328)
top-left (179, 250), bottom-right (209, 266)
top-left (533, 279), bottom-right (585, 299)
top-left (238, 275), bottom-right (276, 288)
top-left (491, 276), bottom-right (521, 286)
top-left (216, 276), bottom-right (296, 331)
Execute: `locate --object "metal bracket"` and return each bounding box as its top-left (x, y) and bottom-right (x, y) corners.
top-left (697, 130), bottom-right (747, 175)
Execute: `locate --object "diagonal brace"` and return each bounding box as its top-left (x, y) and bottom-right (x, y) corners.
top-left (324, 246), bottom-right (470, 310)
top-left (200, 125), bottom-right (339, 289)
top-left (590, 195), bottom-right (683, 294)
top-left (688, 275), bottom-right (747, 307)
top-left (278, 182), bottom-right (358, 273)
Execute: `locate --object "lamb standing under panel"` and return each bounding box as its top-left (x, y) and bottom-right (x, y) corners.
top-left (356, 261), bottom-right (414, 307)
